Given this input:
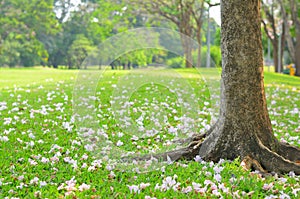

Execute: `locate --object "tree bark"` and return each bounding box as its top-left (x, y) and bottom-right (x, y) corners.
top-left (197, 0), bottom-right (300, 174)
top-left (129, 0), bottom-right (300, 175)
top-left (295, 34), bottom-right (300, 76)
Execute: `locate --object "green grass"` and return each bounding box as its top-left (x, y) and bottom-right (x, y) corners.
top-left (0, 67), bottom-right (300, 198)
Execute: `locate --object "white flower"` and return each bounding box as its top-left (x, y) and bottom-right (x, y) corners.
top-left (84, 144), bottom-right (94, 151)
top-left (41, 157), bottom-right (49, 163)
top-left (279, 191), bottom-right (291, 199)
top-left (262, 183), bottom-right (274, 191)
top-left (18, 175), bottom-right (24, 181)
top-left (289, 171), bottom-right (296, 177)
top-left (212, 189), bottom-right (221, 196)
top-left (28, 158), bottom-right (38, 166)
top-left (145, 196), bottom-right (157, 199)
top-left (128, 185), bottom-right (140, 193)
top-left (214, 173), bottom-right (222, 182)
top-left (204, 101), bottom-right (210, 106)
top-left (4, 118), bottom-right (12, 125)
top-left (139, 182), bottom-right (150, 190)
top-left (40, 181), bottom-right (47, 187)
top-left (81, 154), bottom-right (88, 160)
top-left (0, 136), bottom-right (9, 142)
top-left (30, 177), bottom-right (39, 185)
top-left (78, 183), bottom-right (90, 192)
top-left (182, 186), bottom-right (193, 193)
top-left (88, 166), bottom-right (96, 172)
top-left (213, 166), bottom-right (224, 173)
top-left (28, 133), bottom-right (35, 139)
top-left (116, 140), bottom-right (123, 146)
top-left (194, 155), bottom-right (203, 163)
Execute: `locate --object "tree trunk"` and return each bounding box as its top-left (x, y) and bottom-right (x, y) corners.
top-left (180, 28), bottom-right (194, 68)
top-left (273, 43), bottom-right (279, 73)
top-left (197, 0), bottom-right (300, 174)
top-left (295, 35), bottom-right (300, 76)
top-left (131, 0), bottom-right (300, 175)
top-left (196, 30), bottom-right (202, 68)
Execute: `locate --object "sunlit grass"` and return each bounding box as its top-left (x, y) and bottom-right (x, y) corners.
top-left (0, 67), bottom-right (299, 198)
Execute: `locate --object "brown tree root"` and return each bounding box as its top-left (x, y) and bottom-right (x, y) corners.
top-left (241, 156), bottom-right (268, 173)
top-left (255, 138), bottom-right (300, 175)
top-left (171, 132), bottom-right (206, 145)
top-left (122, 134), bottom-right (205, 163)
top-left (276, 142), bottom-right (300, 162)
top-left (121, 129), bottom-right (300, 175)
top-left (171, 123), bottom-right (217, 145)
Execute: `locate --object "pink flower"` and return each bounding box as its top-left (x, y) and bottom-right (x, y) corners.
top-left (41, 157), bottom-right (49, 163)
top-left (139, 182), bottom-right (150, 190)
top-left (128, 185), bottom-right (140, 193)
top-left (116, 140), bottom-right (123, 146)
top-left (30, 177), bottom-right (39, 185)
top-left (78, 183), bottom-right (90, 192)
top-left (214, 173), bottom-right (222, 182)
top-left (182, 186), bottom-right (193, 193)
top-left (262, 183), bottom-right (274, 191)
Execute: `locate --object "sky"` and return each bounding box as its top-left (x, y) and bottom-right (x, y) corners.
top-left (210, 5), bottom-right (221, 26)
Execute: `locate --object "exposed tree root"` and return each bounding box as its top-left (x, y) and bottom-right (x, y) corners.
top-left (241, 156), bottom-right (267, 173)
top-left (171, 132), bottom-right (206, 145)
top-left (122, 134), bottom-right (205, 163)
top-left (255, 137), bottom-right (300, 175)
top-left (171, 123), bottom-right (217, 145)
top-left (122, 127), bottom-right (300, 176)
top-left (276, 142), bottom-right (300, 162)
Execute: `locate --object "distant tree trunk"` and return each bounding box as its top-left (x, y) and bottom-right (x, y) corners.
top-left (192, 1), bottom-right (205, 68)
top-left (180, 11), bottom-right (194, 68)
top-left (278, 0), bottom-right (300, 76)
top-left (196, 33), bottom-right (202, 68)
top-left (261, 2), bottom-right (285, 73)
top-left (295, 35), bottom-right (300, 76)
top-left (147, 0), bottom-right (300, 175)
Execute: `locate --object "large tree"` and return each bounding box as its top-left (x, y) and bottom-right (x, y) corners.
top-left (143, 0), bottom-right (300, 174)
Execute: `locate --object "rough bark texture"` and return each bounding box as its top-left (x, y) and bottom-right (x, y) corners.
top-left (129, 0), bottom-right (300, 175)
top-left (197, 0), bottom-right (300, 174)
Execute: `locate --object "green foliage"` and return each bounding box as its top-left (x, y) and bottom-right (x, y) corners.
top-left (166, 56), bottom-right (185, 68)
top-left (0, 0), bottom-right (57, 67)
top-left (67, 34), bottom-right (95, 69)
top-left (193, 45), bottom-right (221, 67)
top-left (214, 27), bottom-right (221, 46)
top-left (209, 45), bottom-right (222, 67)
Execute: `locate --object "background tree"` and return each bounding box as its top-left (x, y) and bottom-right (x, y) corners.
top-left (67, 34), bottom-right (95, 69)
top-left (278, 0), bottom-right (300, 76)
top-left (261, 0), bottom-right (285, 73)
top-left (0, 0), bottom-right (58, 67)
top-left (129, 0), bottom-right (200, 68)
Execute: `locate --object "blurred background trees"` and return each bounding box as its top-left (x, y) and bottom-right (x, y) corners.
top-left (0, 0), bottom-right (299, 75)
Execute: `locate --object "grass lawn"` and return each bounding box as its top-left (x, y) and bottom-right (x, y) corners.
top-left (0, 67), bottom-right (300, 198)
